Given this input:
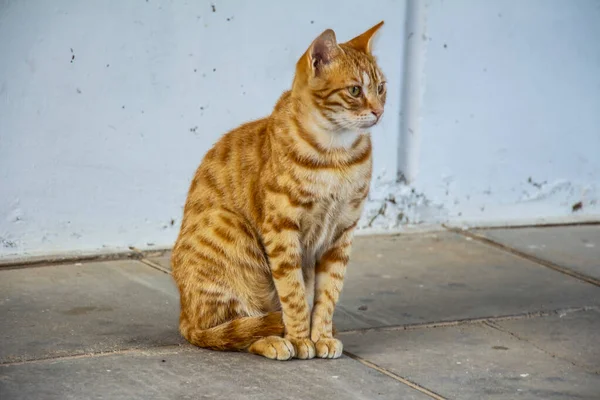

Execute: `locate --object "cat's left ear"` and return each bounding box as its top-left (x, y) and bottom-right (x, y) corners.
top-left (344, 21), bottom-right (384, 54)
top-left (308, 29), bottom-right (341, 74)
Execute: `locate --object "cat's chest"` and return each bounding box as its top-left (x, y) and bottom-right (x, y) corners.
top-left (299, 159), bottom-right (369, 249)
top-left (299, 194), bottom-right (357, 268)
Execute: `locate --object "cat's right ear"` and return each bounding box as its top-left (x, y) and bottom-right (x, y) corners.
top-left (308, 29), bottom-right (340, 74)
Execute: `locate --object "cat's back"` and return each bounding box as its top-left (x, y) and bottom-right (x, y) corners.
top-left (204, 117), bottom-right (269, 170)
top-left (181, 116), bottom-right (271, 222)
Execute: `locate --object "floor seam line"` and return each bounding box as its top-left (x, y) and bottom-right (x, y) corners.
top-left (127, 246), bottom-right (172, 275)
top-left (138, 258), bottom-right (171, 275)
top-left (344, 351), bottom-right (448, 400)
top-left (482, 321), bottom-right (600, 375)
top-left (336, 306), bottom-right (597, 335)
top-left (444, 225), bottom-right (600, 287)
top-left (457, 220), bottom-right (600, 231)
top-left (0, 344), bottom-right (184, 367)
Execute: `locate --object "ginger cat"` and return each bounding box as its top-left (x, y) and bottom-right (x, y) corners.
top-left (172, 21), bottom-right (386, 360)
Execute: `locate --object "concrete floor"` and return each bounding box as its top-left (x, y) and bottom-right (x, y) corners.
top-left (0, 225), bottom-right (599, 399)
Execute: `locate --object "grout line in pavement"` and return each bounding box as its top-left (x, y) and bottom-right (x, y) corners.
top-left (127, 245), bottom-right (172, 274)
top-left (467, 220), bottom-right (600, 231)
top-left (3, 307), bottom-right (596, 369)
top-left (0, 246), bottom-right (171, 271)
top-left (337, 306), bottom-right (597, 336)
top-left (482, 321), bottom-right (600, 376)
top-left (0, 251), bottom-right (143, 271)
top-left (444, 226), bottom-right (600, 287)
top-left (344, 351), bottom-right (447, 400)
top-left (138, 258), bottom-right (171, 275)
top-left (0, 344), bottom-right (184, 367)
top-left (128, 245), bottom-right (172, 275)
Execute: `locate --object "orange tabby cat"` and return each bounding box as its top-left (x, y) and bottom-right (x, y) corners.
top-left (171, 21), bottom-right (386, 360)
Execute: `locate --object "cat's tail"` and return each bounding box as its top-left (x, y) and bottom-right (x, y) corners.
top-left (182, 311), bottom-right (285, 351)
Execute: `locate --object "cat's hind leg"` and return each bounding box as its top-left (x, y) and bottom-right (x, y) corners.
top-left (172, 208), bottom-right (294, 360)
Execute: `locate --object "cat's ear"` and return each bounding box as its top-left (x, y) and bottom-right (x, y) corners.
top-left (344, 21), bottom-right (384, 54)
top-left (308, 29), bottom-right (340, 73)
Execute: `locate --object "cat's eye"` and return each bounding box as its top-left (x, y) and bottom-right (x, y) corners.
top-left (348, 86), bottom-right (362, 97)
top-left (377, 82), bottom-right (386, 95)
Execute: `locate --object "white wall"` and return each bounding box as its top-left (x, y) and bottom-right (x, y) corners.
top-left (416, 0), bottom-right (600, 224)
top-left (2, 0), bottom-right (599, 258)
top-left (0, 0), bottom-right (406, 257)
top-left (362, 0), bottom-right (600, 231)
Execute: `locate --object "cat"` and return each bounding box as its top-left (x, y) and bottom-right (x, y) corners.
top-left (171, 21), bottom-right (386, 361)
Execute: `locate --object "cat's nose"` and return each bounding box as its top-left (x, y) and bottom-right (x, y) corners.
top-left (371, 108), bottom-right (384, 120)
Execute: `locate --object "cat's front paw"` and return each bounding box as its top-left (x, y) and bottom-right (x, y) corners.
top-left (248, 336), bottom-right (295, 361)
top-left (286, 337), bottom-right (316, 359)
top-left (314, 338), bottom-right (343, 359)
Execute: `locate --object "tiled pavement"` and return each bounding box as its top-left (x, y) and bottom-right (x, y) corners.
top-left (0, 225), bottom-right (599, 399)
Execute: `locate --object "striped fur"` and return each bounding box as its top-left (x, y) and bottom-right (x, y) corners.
top-left (172, 21), bottom-right (386, 360)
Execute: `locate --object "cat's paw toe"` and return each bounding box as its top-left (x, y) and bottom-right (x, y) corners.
top-left (249, 336), bottom-right (295, 361)
top-left (287, 337), bottom-right (316, 359)
top-left (315, 338), bottom-right (343, 359)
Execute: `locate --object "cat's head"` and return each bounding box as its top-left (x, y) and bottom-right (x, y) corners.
top-left (293, 21), bottom-right (386, 132)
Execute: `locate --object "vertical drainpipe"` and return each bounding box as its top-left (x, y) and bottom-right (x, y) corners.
top-left (397, 0), bottom-right (428, 184)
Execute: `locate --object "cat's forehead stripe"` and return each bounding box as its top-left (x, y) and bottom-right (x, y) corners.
top-left (362, 71), bottom-right (371, 87)
top-left (370, 63), bottom-right (382, 81)
top-left (373, 65), bottom-right (381, 81)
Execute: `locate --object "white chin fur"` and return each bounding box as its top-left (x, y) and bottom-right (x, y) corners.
top-left (330, 130), bottom-right (362, 148)
top-left (360, 119), bottom-right (378, 129)
top-left (308, 110), bottom-right (365, 149)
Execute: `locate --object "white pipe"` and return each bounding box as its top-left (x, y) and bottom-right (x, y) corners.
top-left (397, 0), bottom-right (428, 184)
